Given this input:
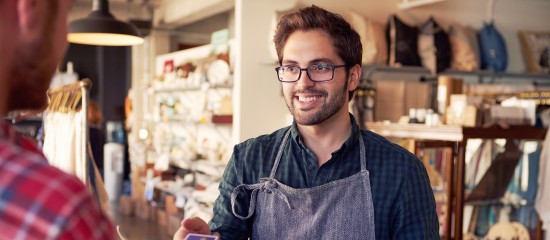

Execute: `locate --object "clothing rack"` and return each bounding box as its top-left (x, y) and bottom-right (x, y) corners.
top-left (46, 79), bottom-right (91, 184)
top-left (44, 79), bottom-right (108, 210)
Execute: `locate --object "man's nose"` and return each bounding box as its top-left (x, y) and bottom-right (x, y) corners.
top-left (296, 69), bottom-right (315, 87)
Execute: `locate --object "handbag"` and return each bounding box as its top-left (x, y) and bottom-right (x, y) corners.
top-left (478, 22), bottom-right (508, 72)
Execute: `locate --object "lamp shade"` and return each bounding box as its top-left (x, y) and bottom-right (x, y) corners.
top-left (68, 0), bottom-right (144, 46)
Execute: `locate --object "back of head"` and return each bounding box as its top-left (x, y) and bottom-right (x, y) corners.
top-left (273, 5), bottom-right (362, 67)
top-left (1, 0), bottom-right (66, 116)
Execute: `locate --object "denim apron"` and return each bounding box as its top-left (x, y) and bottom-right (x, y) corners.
top-left (231, 130), bottom-right (376, 239)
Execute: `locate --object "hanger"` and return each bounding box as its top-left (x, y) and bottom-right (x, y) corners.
top-left (486, 0), bottom-right (496, 23)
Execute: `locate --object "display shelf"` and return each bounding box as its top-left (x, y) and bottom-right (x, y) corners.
top-left (150, 86), bottom-right (202, 93)
top-left (367, 122), bottom-right (462, 141)
top-left (361, 64), bottom-right (550, 84)
top-left (398, 0), bottom-right (447, 10)
top-left (150, 84), bottom-right (233, 93)
top-left (367, 122), bottom-right (547, 240)
top-left (361, 65), bottom-right (432, 81)
top-left (367, 122), bottom-right (457, 240)
top-left (442, 69), bottom-right (550, 84)
top-left (209, 83), bottom-right (233, 89)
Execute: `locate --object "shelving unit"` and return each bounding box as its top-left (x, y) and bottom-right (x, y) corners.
top-left (398, 0), bottom-right (448, 10)
top-left (367, 122), bottom-right (459, 240)
top-left (361, 65), bottom-right (550, 83)
top-left (367, 122), bottom-right (546, 239)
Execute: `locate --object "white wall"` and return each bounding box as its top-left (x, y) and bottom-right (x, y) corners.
top-left (234, 0), bottom-right (295, 143)
top-left (234, 0), bottom-right (550, 142)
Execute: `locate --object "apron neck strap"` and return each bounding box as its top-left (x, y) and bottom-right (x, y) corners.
top-left (270, 129), bottom-right (367, 178)
top-left (270, 129), bottom-right (291, 178)
top-left (358, 133), bottom-right (366, 171)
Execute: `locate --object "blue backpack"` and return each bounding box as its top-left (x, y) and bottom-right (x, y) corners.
top-left (478, 22), bottom-right (508, 72)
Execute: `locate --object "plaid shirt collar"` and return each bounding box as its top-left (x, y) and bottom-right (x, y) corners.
top-left (1, 119), bottom-right (44, 157)
top-left (0, 119), bottom-right (18, 144)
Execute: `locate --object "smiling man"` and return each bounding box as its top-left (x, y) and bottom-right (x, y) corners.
top-left (176, 5), bottom-right (438, 240)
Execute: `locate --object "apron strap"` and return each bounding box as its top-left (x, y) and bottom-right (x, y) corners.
top-left (231, 180), bottom-right (292, 220)
top-left (269, 129), bottom-right (291, 178)
top-left (358, 133), bottom-right (367, 171)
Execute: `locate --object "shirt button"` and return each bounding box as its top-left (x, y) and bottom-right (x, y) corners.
top-left (308, 165), bottom-right (315, 170)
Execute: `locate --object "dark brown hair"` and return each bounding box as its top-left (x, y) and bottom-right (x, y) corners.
top-left (273, 5), bottom-right (362, 100)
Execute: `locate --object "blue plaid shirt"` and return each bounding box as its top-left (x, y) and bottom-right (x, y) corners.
top-left (210, 115), bottom-right (439, 239)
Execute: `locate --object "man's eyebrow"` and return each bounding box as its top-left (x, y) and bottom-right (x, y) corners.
top-left (281, 60), bottom-right (298, 65)
top-left (309, 58), bottom-right (333, 64)
top-left (281, 58), bottom-right (334, 66)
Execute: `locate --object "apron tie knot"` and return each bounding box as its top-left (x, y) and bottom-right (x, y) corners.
top-left (230, 179), bottom-right (292, 220)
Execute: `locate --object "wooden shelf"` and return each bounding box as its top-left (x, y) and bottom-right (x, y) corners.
top-left (361, 65), bottom-right (550, 83)
top-left (367, 122), bottom-right (547, 240)
top-left (398, 0), bottom-right (447, 10)
top-left (366, 122), bottom-right (462, 141)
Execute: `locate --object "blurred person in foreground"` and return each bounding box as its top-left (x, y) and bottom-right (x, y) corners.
top-left (175, 5), bottom-right (438, 240)
top-left (0, 0), bottom-right (114, 238)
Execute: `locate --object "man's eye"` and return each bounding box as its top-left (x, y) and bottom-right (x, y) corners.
top-left (285, 66), bottom-right (299, 72)
top-left (311, 64), bottom-right (329, 71)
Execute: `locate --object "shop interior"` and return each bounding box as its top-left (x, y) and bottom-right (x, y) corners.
top-left (5, 0), bottom-right (550, 239)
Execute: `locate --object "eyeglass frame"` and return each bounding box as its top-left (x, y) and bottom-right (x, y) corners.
top-left (275, 64), bottom-right (349, 83)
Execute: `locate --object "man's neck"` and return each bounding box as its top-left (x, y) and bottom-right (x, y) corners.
top-left (297, 109), bottom-right (352, 165)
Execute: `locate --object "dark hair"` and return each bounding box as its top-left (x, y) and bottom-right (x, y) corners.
top-left (273, 5), bottom-right (362, 100)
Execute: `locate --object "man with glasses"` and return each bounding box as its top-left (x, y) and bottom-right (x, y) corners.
top-left (175, 5), bottom-right (438, 239)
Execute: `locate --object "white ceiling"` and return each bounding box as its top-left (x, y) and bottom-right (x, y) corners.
top-left (70, 0), bottom-right (158, 22)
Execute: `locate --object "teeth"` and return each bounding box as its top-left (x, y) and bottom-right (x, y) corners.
top-left (298, 96), bottom-right (317, 102)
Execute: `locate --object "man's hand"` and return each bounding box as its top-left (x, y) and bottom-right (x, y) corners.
top-left (173, 217), bottom-right (217, 240)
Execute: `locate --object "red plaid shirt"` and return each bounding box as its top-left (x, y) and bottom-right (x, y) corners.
top-left (0, 121), bottom-right (115, 239)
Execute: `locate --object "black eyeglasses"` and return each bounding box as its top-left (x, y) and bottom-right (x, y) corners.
top-left (275, 64), bottom-right (348, 83)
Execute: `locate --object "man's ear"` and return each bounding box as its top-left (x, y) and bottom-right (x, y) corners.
top-left (17, 0), bottom-right (39, 36)
top-left (348, 64), bottom-right (361, 91)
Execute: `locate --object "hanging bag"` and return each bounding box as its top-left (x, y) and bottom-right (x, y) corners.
top-left (478, 21), bottom-right (508, 72)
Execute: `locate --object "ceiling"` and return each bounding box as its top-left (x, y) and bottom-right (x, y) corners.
top-left (70, 0), bottom-right (159, 22)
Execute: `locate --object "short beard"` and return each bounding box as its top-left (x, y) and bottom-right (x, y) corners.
top-left (287, 79), bottom-right (349, 126)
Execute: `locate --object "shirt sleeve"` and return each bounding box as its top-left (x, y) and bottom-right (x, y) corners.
top-left (55, 183), bottom-right (115, 240)
top-left (209, 145), bottom-right (253, 239)
top-left (392, 156), bottom-right (440, 239)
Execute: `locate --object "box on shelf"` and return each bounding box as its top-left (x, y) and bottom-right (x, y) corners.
top-left (118, 195), bottom-right (135, 216)
top-left (212, 115), bottom-right (232, 124)
top-left (132, 181), bottom-right (146, 202)
top-left (156, 207), bottom-right (168, 227)
top-left (135, 200), bottom-right (157, 222)
top-left (135, 200), bottom-right (152, 220)
top-left (165, 195), bottom-right (183, 215)
top-left (167, 213), bottom-right (185, 237)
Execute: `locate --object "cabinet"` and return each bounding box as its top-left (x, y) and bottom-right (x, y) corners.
top-left (367, 122), bottom-right (546, 239)
top-left (146, 42), bottom-right (234, 165)
top-left (136, 42), bottom-right (234, 221)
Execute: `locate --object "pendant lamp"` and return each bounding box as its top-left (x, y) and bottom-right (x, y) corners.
top-left (68, 0), bottom-right (144, 46)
